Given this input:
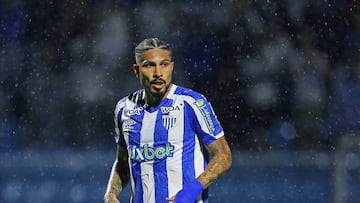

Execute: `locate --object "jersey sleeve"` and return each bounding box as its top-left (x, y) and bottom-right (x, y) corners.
top-left (189, 94), bottom-right (224, 145)
top-left (114, 99), bottom-right (126, 147)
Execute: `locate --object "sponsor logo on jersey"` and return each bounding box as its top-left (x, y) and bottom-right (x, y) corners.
top-left (160, 105), bottom-right (182, 114)
top-left (130, 143), bottom-right (175, 162)
top-left (194, 99), bottom-right (215, 133)
top-left (162, 115), bottom-right (177, 130)
top-left (123, 119), bottom-right (136, 130)
top-left (124, 107), bottom-right (143, 116)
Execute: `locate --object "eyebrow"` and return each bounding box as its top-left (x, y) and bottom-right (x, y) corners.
top-left (141, 59), bottom-right (171, 66)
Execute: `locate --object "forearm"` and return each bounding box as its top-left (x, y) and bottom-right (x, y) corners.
top-left (105, 160), bottom-right (123, 196)
top-left (166, 137), bottom-right (232, 202)
top-left (197, 137), bottom-right (232, 189)
top-left (105, 146), bottom-right (130, 199)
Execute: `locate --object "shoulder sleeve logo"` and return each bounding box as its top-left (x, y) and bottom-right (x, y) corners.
top-left (194, 99), bottom-right (205, 108)
top-left (194, 99), bottom-right (215, 133)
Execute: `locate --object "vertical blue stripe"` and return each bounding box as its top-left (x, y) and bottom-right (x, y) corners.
top-left (154, 100), bottom-right (170, 203)
top-left (131, 162), bottom-right (143, 203)
top-left (128, 104), bottom-right (145, 203)
top-left (182, 103), bottom-right (196, 187)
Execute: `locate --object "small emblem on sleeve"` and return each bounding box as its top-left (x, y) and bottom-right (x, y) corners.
top-left (123, 119), bottom-right (136, 130)
top-left (194, 99), bottom-right (215, 133)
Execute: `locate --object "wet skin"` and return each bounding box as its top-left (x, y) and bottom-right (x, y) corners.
top-left (133, 48), bottom-right (174, 107)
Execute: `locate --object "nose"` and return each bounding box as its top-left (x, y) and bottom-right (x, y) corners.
top-left (153, 64), bottom-right (163, 77)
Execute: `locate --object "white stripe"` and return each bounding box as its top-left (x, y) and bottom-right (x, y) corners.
top-left (163, 116), bottom-right (169, 129)
top-left (167, 96), bottom-right (184, 198)
top-left (118, 99), bottom-right (137, 201)
top-left (114, 100), bottom-right (125, 140)
top-left (166, 84), bottom-right (177, 99)
top-left (194, 137), bottom-right (205, 178)
top-left (121, 99), bottom-right (137, 146)
top-left (140, 110), bottom-right (157, 203)
top-left (215, 131), bottom-right (225, 139)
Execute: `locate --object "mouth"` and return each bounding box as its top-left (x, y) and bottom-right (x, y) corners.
top-left (151, 79), bottom-right (166, 90)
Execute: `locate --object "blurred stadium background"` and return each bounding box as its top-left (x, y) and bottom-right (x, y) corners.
top-left (1, 0), bottom-right (359, 202)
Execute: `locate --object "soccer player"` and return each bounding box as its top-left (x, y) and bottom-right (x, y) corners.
top-left (104, 38), bottom-right (232, 203)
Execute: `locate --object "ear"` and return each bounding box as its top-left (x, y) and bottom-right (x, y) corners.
top-left (132, 64), bottom-right (139, 77)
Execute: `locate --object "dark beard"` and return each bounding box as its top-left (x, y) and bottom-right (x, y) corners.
top-left (145, 84), bottom-right (170, 106)
top-left (151, 85), bottom-right (168, 98)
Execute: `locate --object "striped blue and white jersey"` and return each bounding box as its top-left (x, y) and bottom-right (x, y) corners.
top-left (114, 84), bottom-right (224, 203)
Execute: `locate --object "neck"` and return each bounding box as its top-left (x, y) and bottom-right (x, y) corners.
top-left (145, 84), bottom-right (172, 107)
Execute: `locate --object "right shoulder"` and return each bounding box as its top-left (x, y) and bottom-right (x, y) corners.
top-left (114, 89), bottom-right (144, 111)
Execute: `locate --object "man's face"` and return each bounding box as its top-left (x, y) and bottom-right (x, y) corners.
top-left (134, 48), bottom-right (174, 100)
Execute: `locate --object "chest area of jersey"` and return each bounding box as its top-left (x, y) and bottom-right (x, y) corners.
top-left (121, 101), bottom-right (185, 144)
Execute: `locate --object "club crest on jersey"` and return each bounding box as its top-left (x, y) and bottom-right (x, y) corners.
top-left (194, 99), bottom-right (215, 133)
top-left (162, 115), bottom-right (177, 130)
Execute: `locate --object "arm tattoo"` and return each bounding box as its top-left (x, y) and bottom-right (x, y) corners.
top-left (107, 160), bottom-right (123, 195)
top-left (105, 146), bottom-right (130, 196)
top-left (198, 136), bottom-right (232, 189)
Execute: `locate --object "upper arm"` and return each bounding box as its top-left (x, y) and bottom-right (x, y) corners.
top-left (116, 145), bottom-right (129, 163)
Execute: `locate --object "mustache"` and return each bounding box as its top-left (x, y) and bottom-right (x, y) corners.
top-left (150, 78), bottom-right (166, 84)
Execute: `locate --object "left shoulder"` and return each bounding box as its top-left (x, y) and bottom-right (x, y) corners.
top-left (173, 85), bottom-right (207, 101)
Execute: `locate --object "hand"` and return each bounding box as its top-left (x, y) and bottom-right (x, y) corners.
top-left (104, 193), bottom-right (120, 203)
top-left (166, 179), bottom-right (203, 203)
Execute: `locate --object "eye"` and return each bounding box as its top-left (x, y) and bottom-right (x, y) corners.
top-left (141, 62), bottom-right (152, 68)
top-left (160, 62), bottom-right (170, 67)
